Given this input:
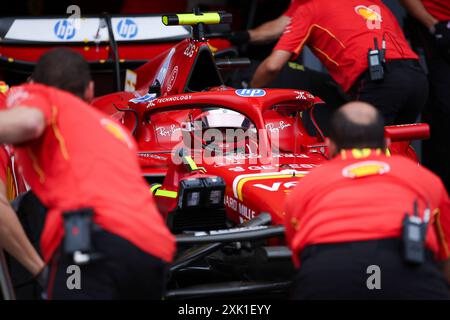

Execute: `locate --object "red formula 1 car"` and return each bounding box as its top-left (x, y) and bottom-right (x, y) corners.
top-left (0, 11), bottom-right (430, 300)
top-left (89, 12), bottom-right (431, 299)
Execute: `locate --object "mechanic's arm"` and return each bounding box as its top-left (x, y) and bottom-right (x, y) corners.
top-left (249, 15), bottom-right (292, 44)
top-left (0, 107), bottom-right (46, 144)
top-left (230, 15), bottom-right (291, 46)
top-left (250, 50), bottom-right (292, 88)
top-left (0, 182), bottom-right (44, 276)
top-left (400, 0), bottom-right (439, 30)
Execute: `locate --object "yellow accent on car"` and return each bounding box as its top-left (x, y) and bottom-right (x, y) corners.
top-left (150, 184), bottom-right (162, 194)
top-left (154, 189), bottom-right (178, 199)
top-left (162, 12), bottom-right (229, 26)
top-left (237, 174), bottom-right (305, 201)
top-left (184, 156), bottom-right (198, 171)
top-left (208, 43), bottom-right (218, 53)
top-left (0, 81), bottom-right (9, 93)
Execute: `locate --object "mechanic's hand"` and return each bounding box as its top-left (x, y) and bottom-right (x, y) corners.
top-left (229, 30), bottom-right (250, 46)
top-left (432, 21), bottom-right (450, 50)
top-left (34, 265), bottom-right (49, 289)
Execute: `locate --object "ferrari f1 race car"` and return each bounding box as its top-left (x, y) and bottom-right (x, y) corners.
top-left (89, 12), bottom-right (430, 299)
top-left (1, 11), bottom-right (430, 299)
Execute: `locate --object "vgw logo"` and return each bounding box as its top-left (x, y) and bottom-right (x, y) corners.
top-left (117, 19), bottom-right (138, 39)
top-left (54, 20), bottom-right (76, 40)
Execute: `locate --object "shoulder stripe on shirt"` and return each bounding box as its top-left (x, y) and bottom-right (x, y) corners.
top-left (51, 106), bottom-right (70, 160)
top-left (27, 148), bottom-right (45, 183)
top-left (293, 24), bottom-right (346, 57)
top-left (312, 46), bottom-right (340, 66)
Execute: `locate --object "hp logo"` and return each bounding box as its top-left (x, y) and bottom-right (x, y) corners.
top-left (54, 20), bottom-right (76, 40)
top-left (235, 89), bottom-right (267, 97)
top-left (117, 19), bottom-right (138, 39)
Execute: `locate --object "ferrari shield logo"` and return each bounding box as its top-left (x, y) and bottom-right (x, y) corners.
top-left (342, 161), bottom-right (390, 178)
top-left (354, 5), bottom-right (383, 22)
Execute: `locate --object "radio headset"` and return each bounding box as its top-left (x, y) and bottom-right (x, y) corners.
top-left (368, 36), bottom-right (386, 81)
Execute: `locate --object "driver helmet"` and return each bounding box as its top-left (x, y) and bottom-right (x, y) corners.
top-left (184, 108), bottom-right (256, 155)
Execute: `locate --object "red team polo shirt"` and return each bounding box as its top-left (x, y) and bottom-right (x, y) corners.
top-left (275, 0), bottom-right (418, 92)
top-left (422, 0), bottom-right (450, 21)
top-left (285, 149), bottom-right (450, 267)
top-left (284, 0), bottom-right (301, 17)
top-left (5, 84), bottom-right (175, 263)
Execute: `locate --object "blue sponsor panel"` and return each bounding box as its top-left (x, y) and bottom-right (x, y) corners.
top-left (129, 93), bottom-right (157, 103)
top-left (54, 20), bottom-right (76, 40)
top-left (117, 19), bottom-right (138, 39)
top-left (235, 89), bottom-right (267, 97)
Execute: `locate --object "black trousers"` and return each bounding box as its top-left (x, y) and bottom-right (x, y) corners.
top-left (47, 230), bottom-right (169, 300)
top-left (349, 59), bottom-right (429, 125)
top-left (291, 239), bottom-right (450, 300)
top-left (406, 17), bottom-right (450, 193)
top-left (8, 192), bottom-right (47, 299)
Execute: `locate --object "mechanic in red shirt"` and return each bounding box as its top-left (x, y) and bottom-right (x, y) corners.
top-left (1, 88), bottom-right (45, 285)
top-left (229, 0), bottom-right (301, 45)
top-left (0, 49), bottom-right (175, 299)
top-left (401, 0), bottom-right (450, 195)
top-left (251, 0), bottom-right (428, 125)
top-left (0, 144), bottom-right (45, 284)
top-left (285, 101), bottom-right (450, 299)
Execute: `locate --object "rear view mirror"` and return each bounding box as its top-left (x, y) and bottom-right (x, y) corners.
top-left (384, 123), bottom-right (430, 142)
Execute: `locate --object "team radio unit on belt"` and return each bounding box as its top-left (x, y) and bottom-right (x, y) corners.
top-left (368, 36), bottom-right (386, 81)
top-left (62, 208), bottom-right (103, 265)
top-left (402, 200), bottom-right (431, 264)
